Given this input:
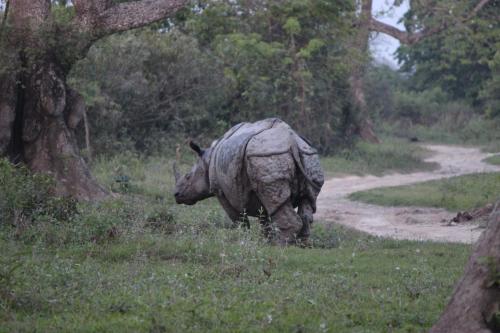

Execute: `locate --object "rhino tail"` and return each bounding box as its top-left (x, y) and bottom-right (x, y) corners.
top-left (290, 142), bottom-right (322, 192)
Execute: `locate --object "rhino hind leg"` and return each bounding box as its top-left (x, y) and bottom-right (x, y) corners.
top-left (297, 200), bottom-right (314, 243)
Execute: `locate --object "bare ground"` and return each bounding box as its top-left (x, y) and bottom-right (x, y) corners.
top-left (316, 145), bottom-right (500, 243)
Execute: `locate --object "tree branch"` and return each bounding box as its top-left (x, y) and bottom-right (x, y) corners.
top-left (73, 0), bottom-right (110, 29)
top-left (96, 0), bottom-right (189, 37)
top-left (369, 0), bottom-right (492, 45)
top-left (369, 19), bottom-right (420, 45)
top-left (468, 0), bottom-right (491, 19)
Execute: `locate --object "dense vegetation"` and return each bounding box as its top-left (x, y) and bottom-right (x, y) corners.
top-left (69, 0), bottom-right (358, 155)
top-left (62, 0), bottom-right (500, 158)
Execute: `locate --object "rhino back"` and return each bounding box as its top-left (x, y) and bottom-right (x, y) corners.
top-left (209, 118), bottom-right (324, 214)
top-left (209, 118), bottom-right (283, 210)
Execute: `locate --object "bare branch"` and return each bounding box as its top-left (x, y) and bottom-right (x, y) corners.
top-left (369, 0), bottom-right (492, 45)
top-left (468, 0), bottom-right (491, 19)
top-left (369, 19), bottom-right (418, 45)
top-left (96, 0), bottom-right (189, 37)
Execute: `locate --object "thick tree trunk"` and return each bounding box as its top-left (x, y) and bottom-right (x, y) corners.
top-left (1, 0), bottom-right (188, 200)
top-left (430, 203), bottom-right (500, 333)
top-left (20, 62), bottom-right (108, 199)
top-left (350, 0), bottom-right (380, 144)
top-left (0, 0), bottom-right (107, 200)
top-left (0, 71), bottom-right (17, 156)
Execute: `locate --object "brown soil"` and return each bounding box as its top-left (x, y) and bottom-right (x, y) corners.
top-left (316, 145), bottom-right (500, 243)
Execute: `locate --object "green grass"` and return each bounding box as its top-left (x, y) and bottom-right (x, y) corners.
top-left (484, 154), bottom-right (500, 166)
top-left (349, 173), bottom-right (500, 211)
top-left (321, 138), bottom-right (438, 177)
top-left (379, 117), bottom-right (500, 153)
top-left (0, 155), bottom-right (473, 332)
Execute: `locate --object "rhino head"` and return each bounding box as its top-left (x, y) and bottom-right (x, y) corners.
top-left (173, 141), bottom-right (213, 205)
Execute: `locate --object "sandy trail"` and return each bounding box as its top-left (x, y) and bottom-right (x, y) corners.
top-left (316, 145), bottom-right (500, 243)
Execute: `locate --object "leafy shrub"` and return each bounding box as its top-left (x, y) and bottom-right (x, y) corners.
top-left (0, 159), bottom-right (78, 227)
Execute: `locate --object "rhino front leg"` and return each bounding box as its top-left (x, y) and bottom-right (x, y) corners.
top-left (258, 211), bottom-right (272, 239)
top-left (297, 200), bottom-right (314, 245)
top-left (217, 194), bottom-right (249, 228)
top-left (271, 201), bottom-right (303, 245)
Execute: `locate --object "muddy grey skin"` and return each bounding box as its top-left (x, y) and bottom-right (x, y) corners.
top-left (173, 118), bottom-right (324, 245)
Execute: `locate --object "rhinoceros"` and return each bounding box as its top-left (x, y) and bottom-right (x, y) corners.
top-left (173, 118), bottom-right (324, 245)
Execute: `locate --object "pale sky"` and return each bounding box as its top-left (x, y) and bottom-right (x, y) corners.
top-left (370, 0), bottom-right (409, 68)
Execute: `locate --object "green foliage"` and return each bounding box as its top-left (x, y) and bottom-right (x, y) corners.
top-left (70, 29), bottom-right (229, 155)
top-left (69, 0), bottom-right (357, 155)
top-left (0, 158), bottom-right (77, 227)
top-left (397, 0), bottom-right (500, 106)
top-left (484, 155), bottom-right (500, 166)
top-left (364, 65), bottom-right (500, 148)
top-left (350, 172), bottom-right (500, 211)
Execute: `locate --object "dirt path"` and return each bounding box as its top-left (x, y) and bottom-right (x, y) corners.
top-left (316, 145), bottom-right (500, 243)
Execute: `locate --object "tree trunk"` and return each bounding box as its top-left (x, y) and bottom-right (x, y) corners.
top-left (0, 0), bottom-right (107, 200)
top-left (1, 0), bottom-right (188, 200)
top-left (20, 61), bottom-right (108, 199)
top-left (430, 202), bottom-right (500, 333)
top-left (350, 0), bottom-right (380, 144)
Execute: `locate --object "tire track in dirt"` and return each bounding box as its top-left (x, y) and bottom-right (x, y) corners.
top-left (316, 145), bottom-right (500, 243)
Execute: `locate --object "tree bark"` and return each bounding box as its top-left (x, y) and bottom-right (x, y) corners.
top-left (350, 0), bottom-right (380, 144)
top-left (430, 203), bottom-right (500, 333)
top-left (1, 0), bottom-right (188, 199)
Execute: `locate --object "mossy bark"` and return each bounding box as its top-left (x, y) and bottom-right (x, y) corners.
top-left (0, 0), bottom-right (188, 200)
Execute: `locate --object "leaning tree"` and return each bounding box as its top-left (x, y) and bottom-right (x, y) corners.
top-left (0, 0), bottom-right (188, 200)
top-left (430, 203), bottom-right (500, 332)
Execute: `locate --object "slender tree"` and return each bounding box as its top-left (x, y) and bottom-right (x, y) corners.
top-left (350, 0), bottom-right (379, 143)
top-left (0, 0), bottom-right (188, 199)
top-left (352, 0), bottom-right (493, 143)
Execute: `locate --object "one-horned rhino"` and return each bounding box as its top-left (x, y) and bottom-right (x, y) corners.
top-left (173, 118), bottom-right (324, 245)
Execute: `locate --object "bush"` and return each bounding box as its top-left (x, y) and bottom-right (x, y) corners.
top-left (0, 159), bottom-right (77, 227)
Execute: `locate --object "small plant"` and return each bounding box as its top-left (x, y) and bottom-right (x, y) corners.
top-left (0, 252), bottom-right (26, 309)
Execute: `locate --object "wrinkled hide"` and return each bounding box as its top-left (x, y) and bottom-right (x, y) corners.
top-left (209, 118), bottom-right (324, 216)
top-left (174, 118), bottom-right (324, 243)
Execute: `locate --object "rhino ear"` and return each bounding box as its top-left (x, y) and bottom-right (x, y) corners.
top-left (189, 141), bottom-right (204, 156)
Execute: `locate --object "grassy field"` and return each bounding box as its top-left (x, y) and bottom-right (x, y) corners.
top-left (320, 138), bottom-right (438, 177)
top-left (379, 117), bottom-right (500, 153)
top-left (349, 173), bottom-right (500, 212)
top-left (484, 154), bottom-right (500, 166)
top-left (0, 155), bottom-right (471, 332)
